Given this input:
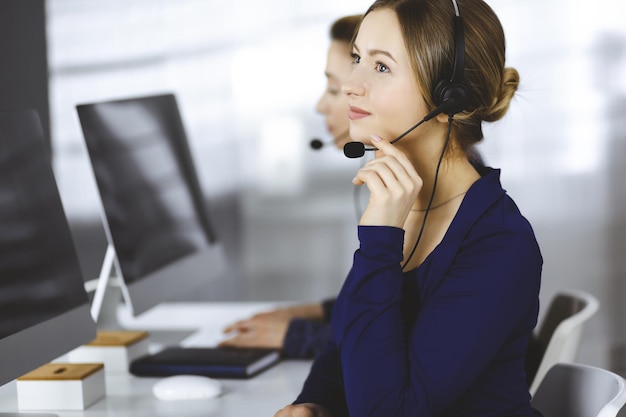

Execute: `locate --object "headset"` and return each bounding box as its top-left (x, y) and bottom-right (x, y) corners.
top-left (432, 0), bottom-right (469, 117)
top-left (343, 0), bottom-right (469, 159)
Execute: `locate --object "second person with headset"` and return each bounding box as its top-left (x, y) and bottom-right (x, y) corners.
top-left (219, 15), bottom-right (363, 358)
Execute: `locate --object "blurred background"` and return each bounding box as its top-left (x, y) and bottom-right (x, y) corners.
top-left (1, 0), bottom-right (625, 375)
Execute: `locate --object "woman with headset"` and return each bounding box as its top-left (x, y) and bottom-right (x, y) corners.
top-left (275, 0), bottom-right (542, 416)
top-left (219, 15), bottom-right (362, 358)
top-left (315, 14), bottom-right (363, 151)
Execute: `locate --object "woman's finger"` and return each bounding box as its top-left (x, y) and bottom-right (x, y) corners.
top-left (360, 156), bottom-right (414, 191)
top-left (223, 320), bottom-right (251, 334)
top-left (370, 134), bottom-right (421, 183)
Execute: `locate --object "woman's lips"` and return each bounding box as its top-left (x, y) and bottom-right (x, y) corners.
top-left (348, 106), bottom-right (371, 120)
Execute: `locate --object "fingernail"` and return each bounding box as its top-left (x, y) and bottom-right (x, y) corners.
top-left (371, 134), bottom-right (381, 142)
top-left (352, 177), bottom-right (357, 184)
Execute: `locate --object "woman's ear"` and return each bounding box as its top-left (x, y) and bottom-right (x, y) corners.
top-left (434, 112), bottom-right (449, 124)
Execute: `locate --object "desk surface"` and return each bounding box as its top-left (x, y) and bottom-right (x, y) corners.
top-left (0, 302), bottom-right (312, 416)
top-left (0, 360), bottom-right (310, 417)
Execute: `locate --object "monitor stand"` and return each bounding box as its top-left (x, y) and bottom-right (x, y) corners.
top-left (84, 245), bottom-right (197, 348)
top-left (88, 244), bottom-right (117, 323)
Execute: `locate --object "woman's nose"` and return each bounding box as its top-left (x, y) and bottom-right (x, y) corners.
top-left (342, 70), bottom-right (365, 97)
top-left (316, 93), bottom-right (328, 115)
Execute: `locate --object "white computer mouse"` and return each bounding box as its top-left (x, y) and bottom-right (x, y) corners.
top-left (152, 375), bottom-right (223, 401)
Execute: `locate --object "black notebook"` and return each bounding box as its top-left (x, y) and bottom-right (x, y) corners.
top-left (129, 347), bottom-right (281, 379)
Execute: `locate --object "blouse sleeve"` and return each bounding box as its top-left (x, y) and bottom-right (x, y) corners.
top-left (321, 298), bottom-right (336, 322)
top-left (331, 225), bottom-right (541, 416)
top-left (282, 319), bottom-right (331, 358)
top-left (293, 336), bottom-right (349, 416)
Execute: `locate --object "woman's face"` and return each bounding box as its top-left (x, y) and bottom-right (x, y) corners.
top-left (343, 9), bottom-right (428, 146)
top-left (316, 39), bottom-right (353, 149)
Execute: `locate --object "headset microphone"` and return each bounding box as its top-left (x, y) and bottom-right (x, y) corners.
top-left (309, 138), bottom-right (325, 150)
top-left (342, 99), bottom-right (454, 158)
top-left (310, 129), bottom-right (350, 151)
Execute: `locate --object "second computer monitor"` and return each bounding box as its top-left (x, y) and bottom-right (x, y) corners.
top-left (76, 93), bottom-right (227, 316)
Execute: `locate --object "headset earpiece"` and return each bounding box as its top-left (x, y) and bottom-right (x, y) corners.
top-left (433, 80), bottom-right (469, 116)
top-left (431, 10), bottom-right (469, 117)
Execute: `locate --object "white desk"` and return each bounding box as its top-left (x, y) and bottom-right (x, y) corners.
top-left (0, 302), bottom-right (312, 416)
top-left (0, 360), bottom-right (311, 417)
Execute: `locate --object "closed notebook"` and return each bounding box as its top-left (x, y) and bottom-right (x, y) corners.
top-left (129, 347), bottom-right (280, 379)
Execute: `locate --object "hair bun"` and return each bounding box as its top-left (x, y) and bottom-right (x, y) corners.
top-left (484, 67), bottom-right (519, 122)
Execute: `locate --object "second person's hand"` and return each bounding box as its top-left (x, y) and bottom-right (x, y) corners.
top-left (219, 313), bottom-right (290, 349)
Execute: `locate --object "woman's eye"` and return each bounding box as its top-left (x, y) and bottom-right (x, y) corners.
top-left (376, 62), bottom-right (389, 73)
top-left (351, 53), bottom-right (361, 64)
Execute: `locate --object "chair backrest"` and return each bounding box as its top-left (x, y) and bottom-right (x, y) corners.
top-left (531, 363), bottom-right (626, 417)
top-left (529, 289), bottom-right (599, 394)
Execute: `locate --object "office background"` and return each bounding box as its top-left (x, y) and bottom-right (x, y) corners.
top-left (2, 0), bottom-right (625, 375)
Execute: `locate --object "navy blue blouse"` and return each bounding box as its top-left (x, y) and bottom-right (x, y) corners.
top-left (294, 168), bottom-right (543, 417)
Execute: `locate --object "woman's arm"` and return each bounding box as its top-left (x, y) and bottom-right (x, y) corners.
top-left (332, 225), bottom-right (541, 416)
top-left (219, 303), bottom-right (327, 351)
top-left (291, 337), bottom-right (349, 416)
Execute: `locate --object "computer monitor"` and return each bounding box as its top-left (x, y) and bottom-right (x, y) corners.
top-left (76, 93), bottom-right (227, 317)
top-left (0, 109), bottom-right (96, 388)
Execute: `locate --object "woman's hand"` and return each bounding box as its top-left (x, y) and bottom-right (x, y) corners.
top-left (219, 312), bottom-right (290, 349)
top-left (219, 303), bottom-right (325, 349)
top-left (257, 303), bottom-right (324, 321)
top-left (274, 403), bottom-right (331, 417)
top-left (353, 135), bottom-right (422, 227)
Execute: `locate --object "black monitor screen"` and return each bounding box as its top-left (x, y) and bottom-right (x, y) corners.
top-left (77, 94), bottom-right (216, 285)
top-left (0, 110), bottom-right (90, 340)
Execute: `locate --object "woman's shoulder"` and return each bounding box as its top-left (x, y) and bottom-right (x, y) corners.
top-left (460, 168), bottom-right (542, 259)
top-left (469, 167), bottom-right (537, 237)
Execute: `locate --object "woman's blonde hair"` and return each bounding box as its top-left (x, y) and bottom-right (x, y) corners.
top-left (363, 0), bottom-right (519, 151)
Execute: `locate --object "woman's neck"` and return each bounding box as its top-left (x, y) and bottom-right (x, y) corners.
top-left (406, 140), bottom-right (480, 211)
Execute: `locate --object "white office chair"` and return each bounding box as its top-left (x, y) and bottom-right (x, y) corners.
top-left (529, 289), bottom-right (599, 395)
top-left (531, 363), bottom-right (626, 417)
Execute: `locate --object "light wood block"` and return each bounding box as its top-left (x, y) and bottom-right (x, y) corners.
top-left (68, 330), bottom-right (149, 373)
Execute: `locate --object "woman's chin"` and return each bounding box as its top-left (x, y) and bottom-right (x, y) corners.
top-left (334, 137), bottom-right (352, 149)
top-left (348, 132), bottom-right (372, 146)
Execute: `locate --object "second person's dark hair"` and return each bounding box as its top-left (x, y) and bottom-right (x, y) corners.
top-left (330, 14), bottom-right (362, 43)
